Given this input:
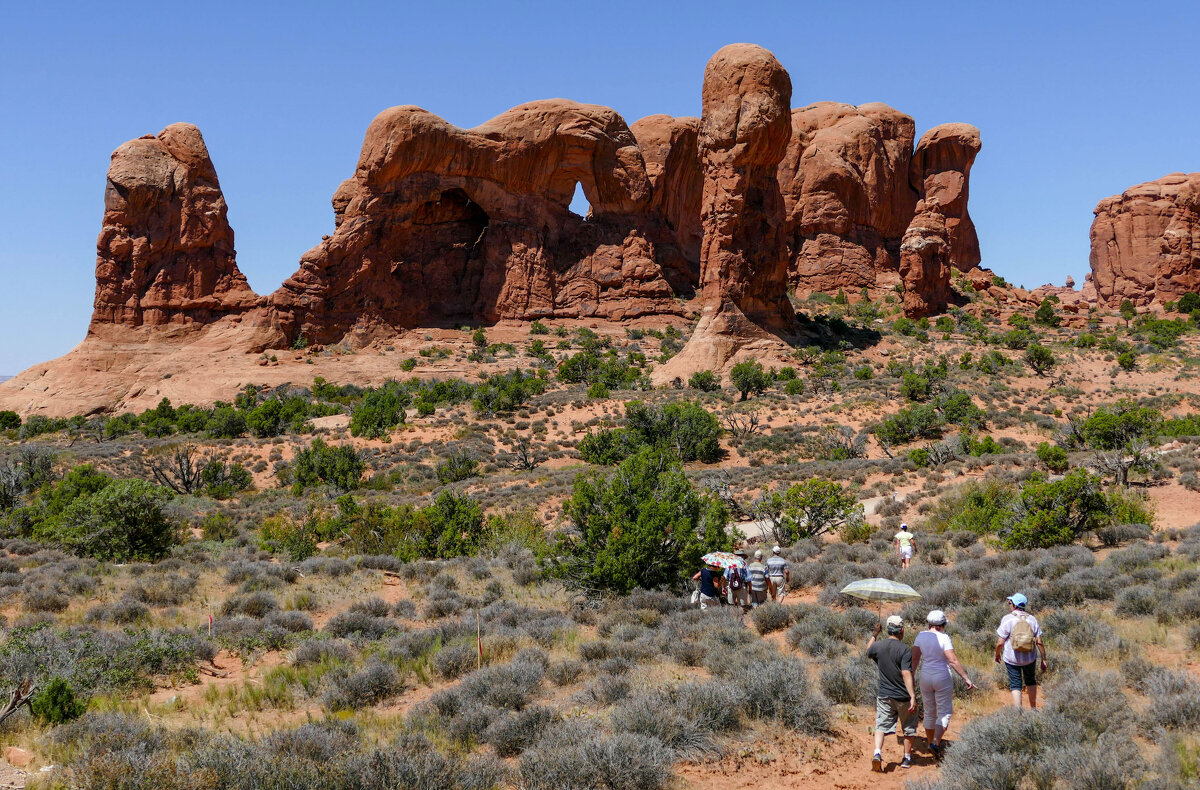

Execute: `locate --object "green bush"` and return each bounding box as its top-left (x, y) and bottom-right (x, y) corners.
top-left (754, 479), bottom-right (861, 542)
top-left (577, 428), bottom-right (645, 465)
top-left (688, 371), bottom-right (720, 392)
top-left (1036, 442), bottom-right (1069, 473)
top-left (0, 410), bottom-right (20, 430)
top-left (1025, 344), bottom-right (1056, 376)
top-left (999, 470), bottom-right (1109, 549)
top-left (552, 449), bottom-right (730, 593)
top-left (874, 404), bottom-right (943, 446)
top-left (1117, 351), bottom-right (1138, 371)
top-left (923, 479), bottom-right (1015, 535)
top-left (30, 677), bottom-right (85, 725)
top-left (1034, 299), bottom-right (1061, 327)
top-left (529, 320), bottom-right (550, 335)
top-left (350, 382), bottom-right (409, 438)
top-left (730, 361), bottom-right (771, 401)
top-left (49, 479), bottom-right (176, 561)
top-left (473, 369), bottom-right (546, 415)
top-left (292, 439), bottom-right (364, 493)
top-left (579, 401), bottom-right (722, 465)
top-left (436, 450), bottom-right (479, 484)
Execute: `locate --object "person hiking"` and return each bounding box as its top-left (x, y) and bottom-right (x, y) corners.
top-left (690, 563), bottom-right (722, 610)
top-left (747, 550), bottom-right (769, 608)
top-left (766, 545), bottom-right (790, 602)
top-left (867, 615), bottom-right (917, 771)
top-left (725, 549), bottom-right (750, 611)
top-left (894, 523), bottom-right (915, 569)
top-left (912, 610), bottom-right (974, 760)
top-left (994, 593), bottom-right (1047, 709)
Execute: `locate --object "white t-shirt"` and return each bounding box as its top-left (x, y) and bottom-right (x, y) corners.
top-left (914, 629), bottom-right (954, 678)
top-left (996, 611), bottom-right (1042, 666)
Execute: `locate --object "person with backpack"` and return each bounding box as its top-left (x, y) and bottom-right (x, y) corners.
top-left (894, 523), bottom-right (915, 569)
top-left (912, 610), bottom-right (975, 760)
top-left (766, 545), bottom-right (790, 602)
top-left (725, 549), bottom-right (750, 611)
top-left (747, 550), bottom-right (770, 608)
top-left (867, 615), bottom-right (917, 771)
top-left (994, 593), bottom-right (1047, 709)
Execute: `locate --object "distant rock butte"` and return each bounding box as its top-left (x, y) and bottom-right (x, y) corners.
top-left (1, 43), bottom-right (992, 415)
top-left (1089, 172), bottom-right (1200, 307)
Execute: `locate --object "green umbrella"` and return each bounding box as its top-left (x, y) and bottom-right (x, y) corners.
top-left (840, 578), bottom-right (921, 618)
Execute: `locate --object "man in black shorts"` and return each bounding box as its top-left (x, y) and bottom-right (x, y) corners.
top-left (867, 615), bottom-right (917, 771)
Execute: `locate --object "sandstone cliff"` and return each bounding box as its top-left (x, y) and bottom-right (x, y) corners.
top-left (1089, 172), bottom-right (1200, 307)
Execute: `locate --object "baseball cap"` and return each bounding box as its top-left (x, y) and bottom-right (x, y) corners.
top-left (886, 615), bottom-right (904, 629)
top-left (772, 545), bottom-right (781, 554)
top-left (926, 609), bottom-right (947, 625)
top-left (900, 523), bottom-right (909, 530)
top-left (1007, 593), bottom-right (1028, 608)
top-left (754, 549), bottom-right (763, 559)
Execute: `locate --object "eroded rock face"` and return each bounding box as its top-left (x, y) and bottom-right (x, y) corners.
top-left (912, 123), bottom-right (981, 272)
top-left (91, 123), bottom-right (258, 330)
top-left (900, 201), bottom-right (952, 316)
top-left (695, 43), bottom-right (795, 333)
top-left (268, 100), bottom-right (682, 343)
top-left (630, 114), bottom-right (703, 294)
top-left (1090, 172), bottom-right (1200, 307)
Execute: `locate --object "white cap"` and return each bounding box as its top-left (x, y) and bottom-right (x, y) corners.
top-left (754, 549), bottom-right (763, 559)
top-left (900, 523), bottom-right (909, 530)
top-left (926, 609), bottom-right (947, 625)
top-left (772, 545), bottom-right (781, 554)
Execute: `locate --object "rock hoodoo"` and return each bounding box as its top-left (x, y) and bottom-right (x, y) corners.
top-left (91, 123), bottom-right (258, 331)
top-left (1089, 172), bottom-right (1200, 307)
top-left (899, 200), bottom-right (953, 317)
top-left (911, 123), bottom-right (981, 273)
top-left (654, 43), bottom-right (796, 379)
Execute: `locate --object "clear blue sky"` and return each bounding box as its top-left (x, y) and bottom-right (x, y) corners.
top-left (2, 1), bottom-right (1197, 375)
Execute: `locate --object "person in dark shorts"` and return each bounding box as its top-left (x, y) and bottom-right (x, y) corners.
top-left (994, 592), bottom-right (1047, 709)
top-left (866, 615), bottom-right (917, 771)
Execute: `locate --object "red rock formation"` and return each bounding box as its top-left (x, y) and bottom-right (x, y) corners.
top-left (911, 123), bottom-right (981, 272)
top-left (654, 43), bottom-right (795, 381)
top-left (268, 100), bottom-right (681, 344)
top-left (91, 123), bottom-right (258, 330)
top-left (630, 114), bottom-right (703, 294)
top-left (778, 102), bottom-right (916, 294)
top-left (1089, 172), bottom-right (1200, 307)
top-left (777, 106), bottom-right (981, 303)
top-left (899, 201), bottom-right (952, 316)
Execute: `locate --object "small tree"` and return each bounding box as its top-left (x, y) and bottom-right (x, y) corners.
top-left (753, 479), bottom-right (861, 545)
top-left (1036, 442), bottom-right (1069, 473)
top-left (1178, 292), bottom-right (1200, 313)
top-left (1000, 470), bottom-right (1109, 549)
top-left (144, 444), bottom-right (203, 495)
top-left (552, 449), bottom-right (730, 594)
top-left (1034, 299), bottom-right (1061, 327)
top-left (30, 677), bottom-right (85, 725)
top-left (688, 371), bottom-right (720, 392)
top-left (436, 450), bottom-right (479, 484)
top-left (1082, 402), bottom-right (1161, 487)
top-left (1117, 351), bottom-right (1137, 371)
top-left (53, 479), bottom-right (177, 561)
top-left (1024, 344), bottom-right (1056, 376)
top-left (1119, 300), bottom-right (1136, 327)
top-left (730, 361), bottom-right (771, 401)
top-left (292, 439), bottom-right (364, 493)
top-left (0, 411), bottom-right (20, 431)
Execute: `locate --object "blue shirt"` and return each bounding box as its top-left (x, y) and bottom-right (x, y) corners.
top-left (698, 568), bottom-right (718, 597)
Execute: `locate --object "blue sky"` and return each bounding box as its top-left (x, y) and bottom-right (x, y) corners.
top-left (2, 1), bottom-right (1197, 374)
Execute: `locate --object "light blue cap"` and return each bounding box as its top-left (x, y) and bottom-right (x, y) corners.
top-left (1007, 593), bottom-right (1028, 608)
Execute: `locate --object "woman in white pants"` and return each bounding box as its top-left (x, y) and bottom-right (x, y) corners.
top-left (911, 610), bottom-right (975, 760)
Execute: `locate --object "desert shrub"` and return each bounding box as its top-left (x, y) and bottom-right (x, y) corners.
top-left (1036, 442), bottom-right (1069, 473)
top-left (609, 688), bottom-right (722, 760)
top-left (874, 404), bottom-right (943, 446)
top-left (520, 726), bottom-right (672, 790)
top-left (1144, 669), bottom-right (1200, 731)
top-left (128, 574), bottom-right (196, 606)
top-left (322, 660), bottom-right (402, 710)
top-left (30, 676), bottom-right (86, 725)
top-left (709, 651), bottom-right (831, 734)
top-left (547, 659), bottom-right (584, 686)
top-left (688, 371), bottom-right (720, 392)
top-left (730, 361), bottom-right (771, 400)
top-left (1096, 522), bottom-right (1151, 547)
top-left (435, 643), bottom-right (479, 679)
top-left (221, 591), bottom-right (279, 619)
top-left (84, 599), bottom-right (150, 625)
top-left (293, 640), bottom-right (355, 667)
top-left (751, 602), bottom-right (792, 634)
top-left (552, 448), bottom-right (729, 594)
top-left (998, 470), bottom-right (1109, 549)
top-left (349, 382), bottom-right (408, 438)
top-left (436, 449), bottom-right (479, 484)
top-left (473, 369), bottom-right (546, 415)
top-left (324, 610), bottom-right (396, 641)
top-left (1044, 671), bottom-right (1129, 737)
top-left (456, 660), bottom-right (545, 711)
top-left (1114, 584), bottom-right (1162, 617)
top-left (291, 439), bottom-right (364, 493)
top-left (818, 659), bottom-right (876, 705)
top-left (753, 478), bottom-right (862, 543)
top-left (484, 705), bottom-right (559, 757)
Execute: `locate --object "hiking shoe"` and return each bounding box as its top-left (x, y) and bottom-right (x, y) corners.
top-left (929, 742), bottom-right (941, 761)
top-left (872, 753), bottom-right (882, 772)
top-left (901, 755), bottom-right (912, 769)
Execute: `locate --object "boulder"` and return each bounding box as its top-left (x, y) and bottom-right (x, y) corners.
top-left (899, 201), bottom-right (953, 316)
top-left (90, 123), bottom-right (258, 331)
top-left (911, 123), bottom-right (981, 272)
top-left (1089, 172), bottom-right (1200, 307)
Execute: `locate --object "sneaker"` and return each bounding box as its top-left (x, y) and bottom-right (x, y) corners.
top-left (929, 742), bottom-right (941, 761)
top-left (872, 753), bottom-right (882, 772)
top-left (900, 755), bottom-right (912, 769)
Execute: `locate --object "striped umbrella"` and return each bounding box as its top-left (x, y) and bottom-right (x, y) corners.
top-left (840, 578), bottom-right (921, 617)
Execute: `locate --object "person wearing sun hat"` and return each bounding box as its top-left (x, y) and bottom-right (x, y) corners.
top-left (995, 593), bottom-right (1047, 709)
top-left (866, 615), bottom-right (917, 771)
top-left (912, 609), bottom-right (974, 760)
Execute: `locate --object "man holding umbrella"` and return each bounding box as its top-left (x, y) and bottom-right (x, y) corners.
top-left (867, 615), bottom-right (917, 771)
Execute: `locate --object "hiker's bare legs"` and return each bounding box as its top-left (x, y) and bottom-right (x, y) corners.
top-left (903, 735), bottom-right (913, 758)
top-left (1010, 688), bottom-right (1023, 708)
top-left (874, 730), bottom-right (885, 755)
top-left (923, 726), bottom-right (934, 745)
top-left (1026, 685), bottom-right (1038, 709)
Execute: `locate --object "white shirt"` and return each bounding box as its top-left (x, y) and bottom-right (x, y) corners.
top-left (996, 611), bottom-right (1042, 665)
top-left (914, 629), bottom-right (954, 679)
